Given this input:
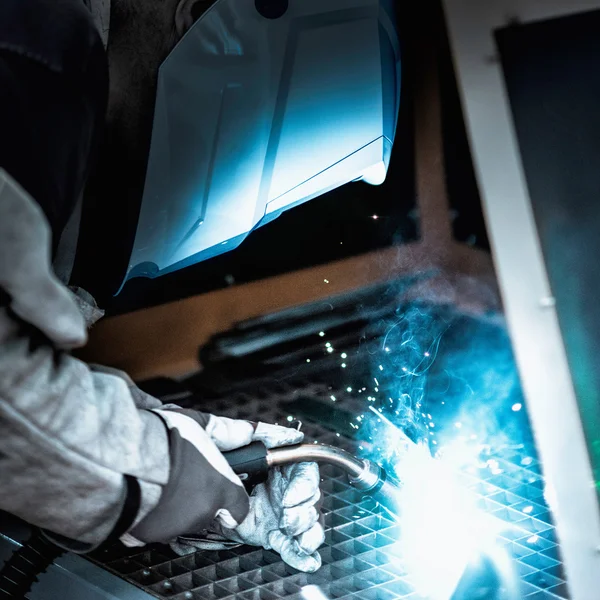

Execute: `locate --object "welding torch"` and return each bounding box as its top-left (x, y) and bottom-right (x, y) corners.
top-left (222, 441), bottom-right (402, 517)
top-left (223, 442), bottom-right (516, 600)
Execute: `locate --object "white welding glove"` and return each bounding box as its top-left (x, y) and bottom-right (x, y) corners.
top-left (218, 460), bottom-right (324, 573)
top-left (170, 414), bottom-right (324, 573)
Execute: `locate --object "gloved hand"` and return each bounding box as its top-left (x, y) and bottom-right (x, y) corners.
top-left (169, 414), bottom-right (324, 573)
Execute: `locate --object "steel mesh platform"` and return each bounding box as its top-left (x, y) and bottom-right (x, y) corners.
top-left (90, 383), bottom-right (568, 600)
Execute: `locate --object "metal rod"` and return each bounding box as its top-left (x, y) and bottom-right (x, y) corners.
top-left (266, 444), bottom-right (366, 478)
top-left (266, 444), bottom-right (386, 494)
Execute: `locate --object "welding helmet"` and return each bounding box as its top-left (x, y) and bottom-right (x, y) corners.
top-left (124, 0), bottom-right (400, 283)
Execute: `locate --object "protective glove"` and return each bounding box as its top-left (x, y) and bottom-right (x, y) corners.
top-left (170, 414), bottom-right (325, 573)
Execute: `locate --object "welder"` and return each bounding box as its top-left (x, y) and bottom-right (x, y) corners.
top-left (0, 0), bottom-right (399, 577)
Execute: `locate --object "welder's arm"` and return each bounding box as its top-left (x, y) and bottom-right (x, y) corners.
top-left (0, 170), bottom-right (254, 549)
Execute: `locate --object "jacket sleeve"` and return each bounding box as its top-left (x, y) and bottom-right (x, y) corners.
top-left (0, 170), bottom-right (249, 550)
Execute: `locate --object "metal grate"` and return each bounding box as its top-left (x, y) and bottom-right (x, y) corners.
top-left (91, 387), bottom-right (568, 600)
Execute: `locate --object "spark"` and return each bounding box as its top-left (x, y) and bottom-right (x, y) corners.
top-left (324, 279), bottom-right (330, 284)
top-left (385, 347), bottom-right (391, 352)
top-left (319, 331), bottom-right (325, 337)
top-left (487, 459), bottom-right (503, 475)
top-left (341, 363), bottom-right (347, 368)
top-left (341, 353), bottom-right (347, 359)
top-left (306, 359), bottom-right (311, 363)
top-left (325, 342), bottom-right (331, 348)
top-left (367, 406), bottom-right (415, 448)
top-left (327, 347), bottom-right (334, 353)
top-left (372, 214), bottom-right (379, 220)
top-left (379, 365), bottom-right (384, 371)
top-left (527, 535), bottom-right (539, 544)
top-left (374, 378), bottom-right (380, 386)
top-left (347, 387), bottom-right (353, 393)
top-left (512, 403), bottom-right (523, 412)
top-left (287, 416), bottom-right (294, 422)
top-left (424, 352), bottom-right (430, 357)
top-left (330, 395), bottom-right (336, 402)
top-left (522, 505), bottom-right (533, 514)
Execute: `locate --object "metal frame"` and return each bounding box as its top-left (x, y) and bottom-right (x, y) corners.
top-left (0, 523), bottom-right (153, 600)
top-left (442, 2), bottom-right (600, 598)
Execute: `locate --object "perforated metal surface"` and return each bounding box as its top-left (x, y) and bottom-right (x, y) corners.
top-left (92, 387), bottom-right (568, 600)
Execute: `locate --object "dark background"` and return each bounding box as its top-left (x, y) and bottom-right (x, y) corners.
top-left (497, 8), bottom-right (600, 489)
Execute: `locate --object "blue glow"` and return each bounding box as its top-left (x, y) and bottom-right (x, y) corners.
top-left (350, 301), bottom-right (530, 598)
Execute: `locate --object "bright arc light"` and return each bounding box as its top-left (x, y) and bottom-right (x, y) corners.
top-left (366, 410), bottom-right (512, 600)
top-left (393, 440), bottom-right (508, 600)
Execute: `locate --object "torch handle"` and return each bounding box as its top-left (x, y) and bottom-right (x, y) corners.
top-left (222, 441), bottom-right (270, 491)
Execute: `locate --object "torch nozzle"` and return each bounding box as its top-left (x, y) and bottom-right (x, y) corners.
top-left (222, 441), bottom-right (402, 518)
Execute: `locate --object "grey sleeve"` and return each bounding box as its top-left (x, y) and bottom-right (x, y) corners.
top-left (0, 171), bottom-right (249, 550)
top-left (0, 309), bottom-right (169, 546)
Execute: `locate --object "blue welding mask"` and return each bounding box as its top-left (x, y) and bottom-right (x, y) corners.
top-left (124, 0), bottom-right (400, 283)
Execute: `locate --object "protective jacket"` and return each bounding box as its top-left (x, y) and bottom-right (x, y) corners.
top-left (0, 0), bottom-right (251, 551)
